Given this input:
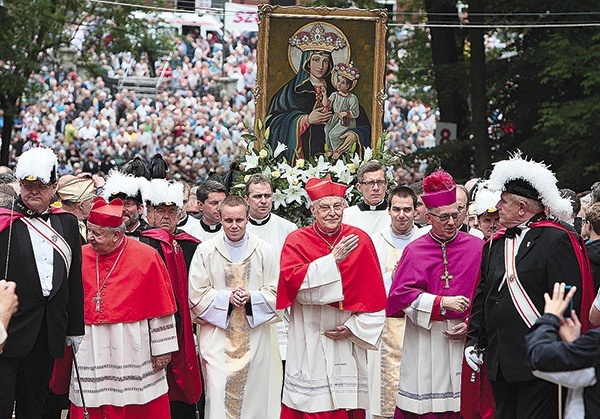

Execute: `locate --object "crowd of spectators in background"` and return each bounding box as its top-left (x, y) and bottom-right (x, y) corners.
top-left (0, 29), bottom-right (437, 187)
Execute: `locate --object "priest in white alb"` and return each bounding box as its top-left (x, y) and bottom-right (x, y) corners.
top-left (343, 160), bottom-right (391, 235)
top-left (369, 186), bottom-right (425, 419)
top-left (188, 195), bottom-right (280, 418)
top-left (244, 173), bottom-right (298, 419)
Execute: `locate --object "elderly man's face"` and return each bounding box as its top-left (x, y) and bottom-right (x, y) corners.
top-left (154, 204), bottom-right (179, 234)
top-left (87, 222), bottom-right (120, 255)
top-left (20, 180), bottom-right (57, 213)
top-left (496, 192), bottom-right (523, 228)
top-left (425, 202), bottom-right (459, 240)
top-left (311, 196), bottom-right (345, 233)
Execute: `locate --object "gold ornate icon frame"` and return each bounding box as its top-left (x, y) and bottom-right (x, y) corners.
top-left (254, 5), bottom-right (388, 152)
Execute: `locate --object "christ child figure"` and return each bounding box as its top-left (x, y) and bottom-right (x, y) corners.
top-left (324, 61), bottom-right (361, 159)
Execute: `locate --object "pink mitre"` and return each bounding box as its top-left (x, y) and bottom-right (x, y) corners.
top-left (305, 174), bottom-right (347, 201)
top-left (422, 169), bottom-right (457, 209)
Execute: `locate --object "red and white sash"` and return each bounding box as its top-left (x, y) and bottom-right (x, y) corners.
top-left (504, 237), bottom-right (540, 328)
top-left (21, 217), bottom-right (72, 276)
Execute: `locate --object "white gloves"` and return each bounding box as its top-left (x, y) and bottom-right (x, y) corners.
top-left (594, 287), bottom-right (600, 311)
top-left (465, 345), bottom-right (484, 372)
top-left (66, 335), bottom-right (84, 354)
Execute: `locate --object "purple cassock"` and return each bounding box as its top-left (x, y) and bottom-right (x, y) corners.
top-left (386, 232), bottom-right (484, 319)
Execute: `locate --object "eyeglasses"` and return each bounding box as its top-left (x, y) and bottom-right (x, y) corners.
top-left (359, 180), bottom-right (387, 188)
top-left (427, 211), bottom-right (460, 223)
top-left (317, 203), bottom-right (344, 213)
top-left (20, 181), bottom-right (55, 191)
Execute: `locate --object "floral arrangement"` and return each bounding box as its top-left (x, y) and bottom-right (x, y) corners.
top-left (231, 120), bottom-right (403, 226)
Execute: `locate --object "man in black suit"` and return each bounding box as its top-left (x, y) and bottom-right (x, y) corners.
top-left (0, 148), bottom-right (84, 419)
top-left (466, 154), bottom-right (592, 419)
top-left (55, 111), bottom-right (67, 135)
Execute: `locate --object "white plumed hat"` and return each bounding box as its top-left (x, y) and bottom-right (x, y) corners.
top-left (487, 151), bottom-right (572, 220)
top-left (474, 186), bottom-right (501, 215)
top-left (102, 170), bottom-right (147, 204)
top-left (15, 148), bottom-right (57, 183)
top-left (146, 179), bottom-right (184, 208)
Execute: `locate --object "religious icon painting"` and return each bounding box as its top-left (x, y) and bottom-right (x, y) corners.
top-left (254, 5), bottom-right (388, 162)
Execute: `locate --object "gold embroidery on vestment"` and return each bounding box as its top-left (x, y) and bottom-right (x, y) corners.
top-left (224, 259), bottom-right (251, 419)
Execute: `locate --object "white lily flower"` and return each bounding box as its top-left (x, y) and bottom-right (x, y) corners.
top-left (301, 164), bottom-right (321, 182)
top-left (273, 188), bottom-right (287, 210)
top-left (346, 184), bottom-right (355, 197)
top-left (262, 166), bottom-right (272, 177)
top-left (273, 142), bottom-right (288, 159)
top-left (283, 184), bottom-right (307, 206)
top-left (350, 153), bottom-right (362, 169)
top-left (314, 155), bottom-right (331, 173)
top-left (329, 159), bottom-right (350, 179)
top-left (278, 162), bottom-right (293, 173)
top-left (245, 153), bottom-right (260, 170)
top-left (386, 166), bottom-right (395, 183)
top-left (282, 164), bottom-right (303, 181)
top-left (363, 147), bottom-right (373, 162)
top-left (302, 156), bottom-right (330, 181)
top-left (337, 169), bottom-right (353, 184)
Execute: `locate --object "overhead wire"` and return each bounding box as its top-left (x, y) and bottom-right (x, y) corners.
top-left (84, 0), bottom-right (600, 30)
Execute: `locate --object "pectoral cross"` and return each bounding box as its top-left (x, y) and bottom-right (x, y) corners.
top-left (441, 270), bottom-right (453, 288)
top-left (92, 293), bottom-right (101, 312)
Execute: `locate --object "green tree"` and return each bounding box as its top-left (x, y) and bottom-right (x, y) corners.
top-left (0, 0), bottom-right (90, 165)
top-left (80, 5), bottom-right (172, 78)
top-left (0, 0), bottom-right (171, 165)
top-left (482, 0), bottom-right (600, 190)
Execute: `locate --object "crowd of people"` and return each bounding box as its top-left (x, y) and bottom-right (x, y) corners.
top-left (2, 23), bottom-right (600, 419)
top-left (0, 27), bottom-right (439, 189)
top-left (0, 144), bottom-right (599, 418)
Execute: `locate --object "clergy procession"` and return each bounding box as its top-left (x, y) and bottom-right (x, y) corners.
top-left (0, 145), bottom-right (599, 419)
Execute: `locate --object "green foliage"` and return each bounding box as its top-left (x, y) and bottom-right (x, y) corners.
top-left (80, 4), bottom-right (172, 78)
top-left (387, 15), bottom-right (437, 104)
top-left (403, 139), bottom-right (474, 184)
top-left (0, 0), bottom-right (88, 109)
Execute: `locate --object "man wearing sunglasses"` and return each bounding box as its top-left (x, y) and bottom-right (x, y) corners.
top-left (387, 169), bottom-right (483, 419)
top-left (0, 148), bottom-right (84, 418)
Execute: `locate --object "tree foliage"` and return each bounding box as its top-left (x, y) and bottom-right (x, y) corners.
top-left (0, 0), bottom-right (171, 165)
top-left (482, 0), bottom-right (600, 190)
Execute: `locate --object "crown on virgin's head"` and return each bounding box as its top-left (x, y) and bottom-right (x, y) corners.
top-left (334, 61), bottom-right (360, 81)
top-left (289, 23), bottom-right (347, 53)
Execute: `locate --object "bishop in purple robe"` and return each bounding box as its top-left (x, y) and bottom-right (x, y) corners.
top-left (386, 170), bottom-right (483, 419)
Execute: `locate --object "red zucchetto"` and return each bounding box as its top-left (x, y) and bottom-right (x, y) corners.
top-left (87, 196), bottom-right (124, 227)
top-left (305, 174), bottom-right (347, 201)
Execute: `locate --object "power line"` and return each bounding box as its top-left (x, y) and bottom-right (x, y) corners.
top-left (390, 11), bottom-right (600, 17)
top-left (84, 0), bottom-right (600, 30)
top-left (393, 22), bottom-right (600, 29)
